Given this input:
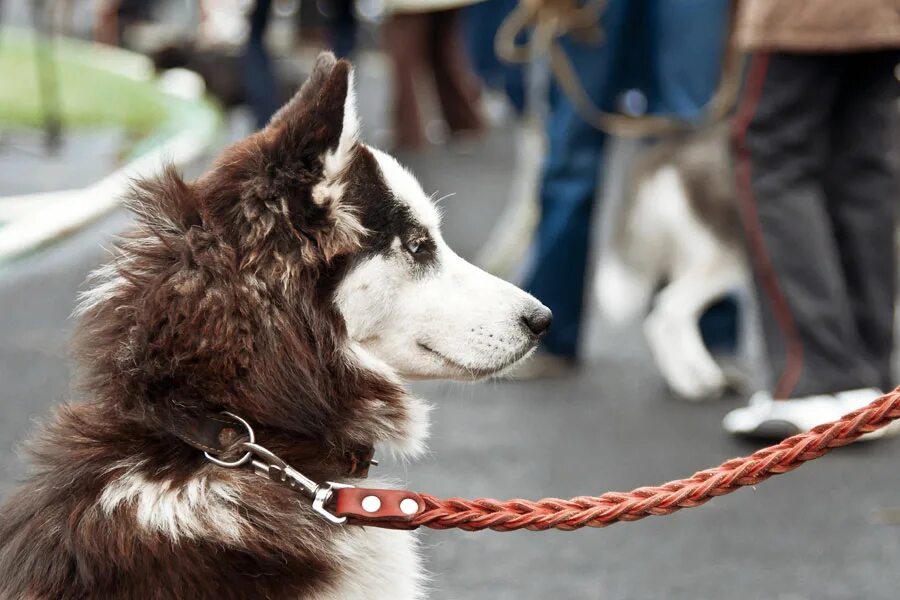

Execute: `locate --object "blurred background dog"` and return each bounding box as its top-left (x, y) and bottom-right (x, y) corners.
top-left (596, 123), bottom-right (747, 401)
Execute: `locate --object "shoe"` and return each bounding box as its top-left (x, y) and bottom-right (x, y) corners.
top-left (722, 388), bottom-right (895, 441)
top-left (723, 391), bottom-right (826, 439)
top-left (501, 351), bottom-right (578, 381)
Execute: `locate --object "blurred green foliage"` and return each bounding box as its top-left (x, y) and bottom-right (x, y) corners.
top-left (0, 29), bottom-right (168, 135)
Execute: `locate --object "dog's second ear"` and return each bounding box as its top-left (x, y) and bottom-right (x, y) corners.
top-left (231, 52), bottom-right (364, 264)
top-left (199, 53), bottom-right (364, 265)
top-left (266, 51), bottom-right (359, 179)
top-left (269, 52), bottom-right (340, 124)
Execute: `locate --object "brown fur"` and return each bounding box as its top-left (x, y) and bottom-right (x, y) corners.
top-left (0, 54), bottom-right (418, 599)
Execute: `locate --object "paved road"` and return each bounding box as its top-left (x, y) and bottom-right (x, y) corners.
top-left (3, 125), bottom-right (900, 599)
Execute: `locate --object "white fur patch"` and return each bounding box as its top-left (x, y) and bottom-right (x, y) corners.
top-left (324, 69), bottom-right (360, 179)
top-left (596, 253), bottom-right (655, 324)
top-left (367, 146), bottom-right (440, 230)
top-left (384, 393), bottom-right (431, 460)
top-left (347, 341), bottom-right (401, 382)
top-left (74, 262), bottom-right (125, 317)
top-left (311, 180), bottom-right (346, 207)
top-left (334, 254), bottom-right (398, 341)
top-left (314, 517), bottom-right (426, 599)
top-left (99, 471), bottom-right (425, 598)
top-left (346, 342), bottom-right (431, 459)
top-left (99, 470), bottom-right (245, 542)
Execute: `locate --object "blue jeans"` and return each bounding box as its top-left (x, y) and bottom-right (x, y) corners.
top-left (524, 0), bottom-right (733, 358)
top-left (242, 0), bottom-right (279, 129)
top-left (462, 0), bottom-right (527, 114)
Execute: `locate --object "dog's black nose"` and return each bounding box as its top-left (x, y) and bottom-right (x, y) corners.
top-left (521, 305), bottom-right (552, 338)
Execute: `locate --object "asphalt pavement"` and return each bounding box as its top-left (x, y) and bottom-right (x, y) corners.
top-left (2, 109), bottom-right (900, 599)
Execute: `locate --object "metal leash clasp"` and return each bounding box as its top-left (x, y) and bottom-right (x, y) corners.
top-left (242, 441), bottom-right (352, 525)
top-left (311, 481), bottom-right (354, 525)
top-left (203, 412), bottom-right (352, 525)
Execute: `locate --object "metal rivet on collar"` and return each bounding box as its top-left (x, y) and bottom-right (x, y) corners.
top-left (399, 498), bottom-right (419, 515)
top-left (361, 495), bottom-right (382, 513)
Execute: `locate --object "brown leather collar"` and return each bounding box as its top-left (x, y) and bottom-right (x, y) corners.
top-left (167, 413), bottom-right (376, 479)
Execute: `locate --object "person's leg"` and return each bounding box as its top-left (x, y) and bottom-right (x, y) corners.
top-left (648, 0), bottom-right (731, 119)
top-left (383, 13), bottom-right (429, 149)
top-left (241, 0), bottom-right (279, 129)
top-left (429, 8), bottom-right (484, 135)
top-left (326, 0), bottom-right (357, 58)
top-left (733, 52), bottom-right (880, 400)
top-left (823, 50), bottom-right (900, 392)
top-left (461, 0), bottom-right (526, 114)
top-left (522, 0), bottom-right (632, 359)
top-left (525, 81), bottom-right (606, 358)
top-left (649, 0), bottom-right (739, 351)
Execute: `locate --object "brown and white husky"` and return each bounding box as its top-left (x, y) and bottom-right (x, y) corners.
top-left (0, 53), bottom-right (551, 599)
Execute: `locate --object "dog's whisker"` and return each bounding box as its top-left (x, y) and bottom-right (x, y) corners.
top-left (433, 192), bottom-right (456, 206)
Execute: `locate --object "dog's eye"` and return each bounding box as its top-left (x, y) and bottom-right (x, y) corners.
top-left (404, 238), bottom-right (425, 255)
top-left (402, 236), bottom-right (436, 264)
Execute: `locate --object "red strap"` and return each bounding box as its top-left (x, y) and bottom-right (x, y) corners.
top-left (333, 488), bottom-right (424, 529)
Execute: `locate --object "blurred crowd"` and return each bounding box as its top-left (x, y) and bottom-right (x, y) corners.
top-left (20, 0), bottom-right (900, 438)
top-left (90, 0), bottom-right (492, 137)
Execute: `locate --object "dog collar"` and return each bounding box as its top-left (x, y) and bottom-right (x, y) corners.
top-left (169, 411), bottom-right (424, 527)
top-left (166, 412), bottom-right (378, 479)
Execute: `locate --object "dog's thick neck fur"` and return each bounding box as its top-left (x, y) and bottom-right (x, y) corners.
top-left (0, 54), bottom-right (427, 600)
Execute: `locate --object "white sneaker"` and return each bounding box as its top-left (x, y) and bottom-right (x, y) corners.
top-left (722, 388), bottom-right (893, 441)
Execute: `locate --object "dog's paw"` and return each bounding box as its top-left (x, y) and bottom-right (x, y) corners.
top-left (643, 311), bottom-right (727, 402)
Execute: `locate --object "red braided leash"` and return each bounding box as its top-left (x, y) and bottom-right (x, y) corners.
top-left (199, 388), bottom-right (899, 530)
top-left (334, 389), bottom-right (900, 530)
top-left (389, 388), bottom-right (899, 532)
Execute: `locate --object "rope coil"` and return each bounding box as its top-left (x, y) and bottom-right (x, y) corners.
top-left (410, 388), bottom-right (900, 532)
top-left (494, 0), bottom-right (743, 137)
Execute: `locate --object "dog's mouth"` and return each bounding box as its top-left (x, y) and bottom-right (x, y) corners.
top-left (416, 341), bottom-right (535, 379)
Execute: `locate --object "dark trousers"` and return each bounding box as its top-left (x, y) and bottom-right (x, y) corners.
top-left (325, 0), bottom-right (357, 58)
top-left (242, 0), bottom-right (278, 129)
top-left (384, 9), bottom-right (484, 149)
top-left (462, 0), bottom-right (527, 114)
top-left (734, 51), bottom-right (900, 398)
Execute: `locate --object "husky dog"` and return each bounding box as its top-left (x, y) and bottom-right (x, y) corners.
top-left (596, 123), bottom-right (747, 400)
top-left (0, 54), bottom-right (551, 599)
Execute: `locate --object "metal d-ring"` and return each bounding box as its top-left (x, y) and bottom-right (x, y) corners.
top-left (204, 411), bottom-right (256, 468)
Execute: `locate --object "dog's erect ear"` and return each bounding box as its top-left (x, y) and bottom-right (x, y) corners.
top-left (269, 52), bottom-right (340, 124)
top-left (267, 51), bottom-right (359, 178)
top-left (241, 52), bottom-right (365, 264)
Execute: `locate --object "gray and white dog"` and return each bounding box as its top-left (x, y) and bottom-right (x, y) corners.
top-left (596, 124), bottom-right (748, 400)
